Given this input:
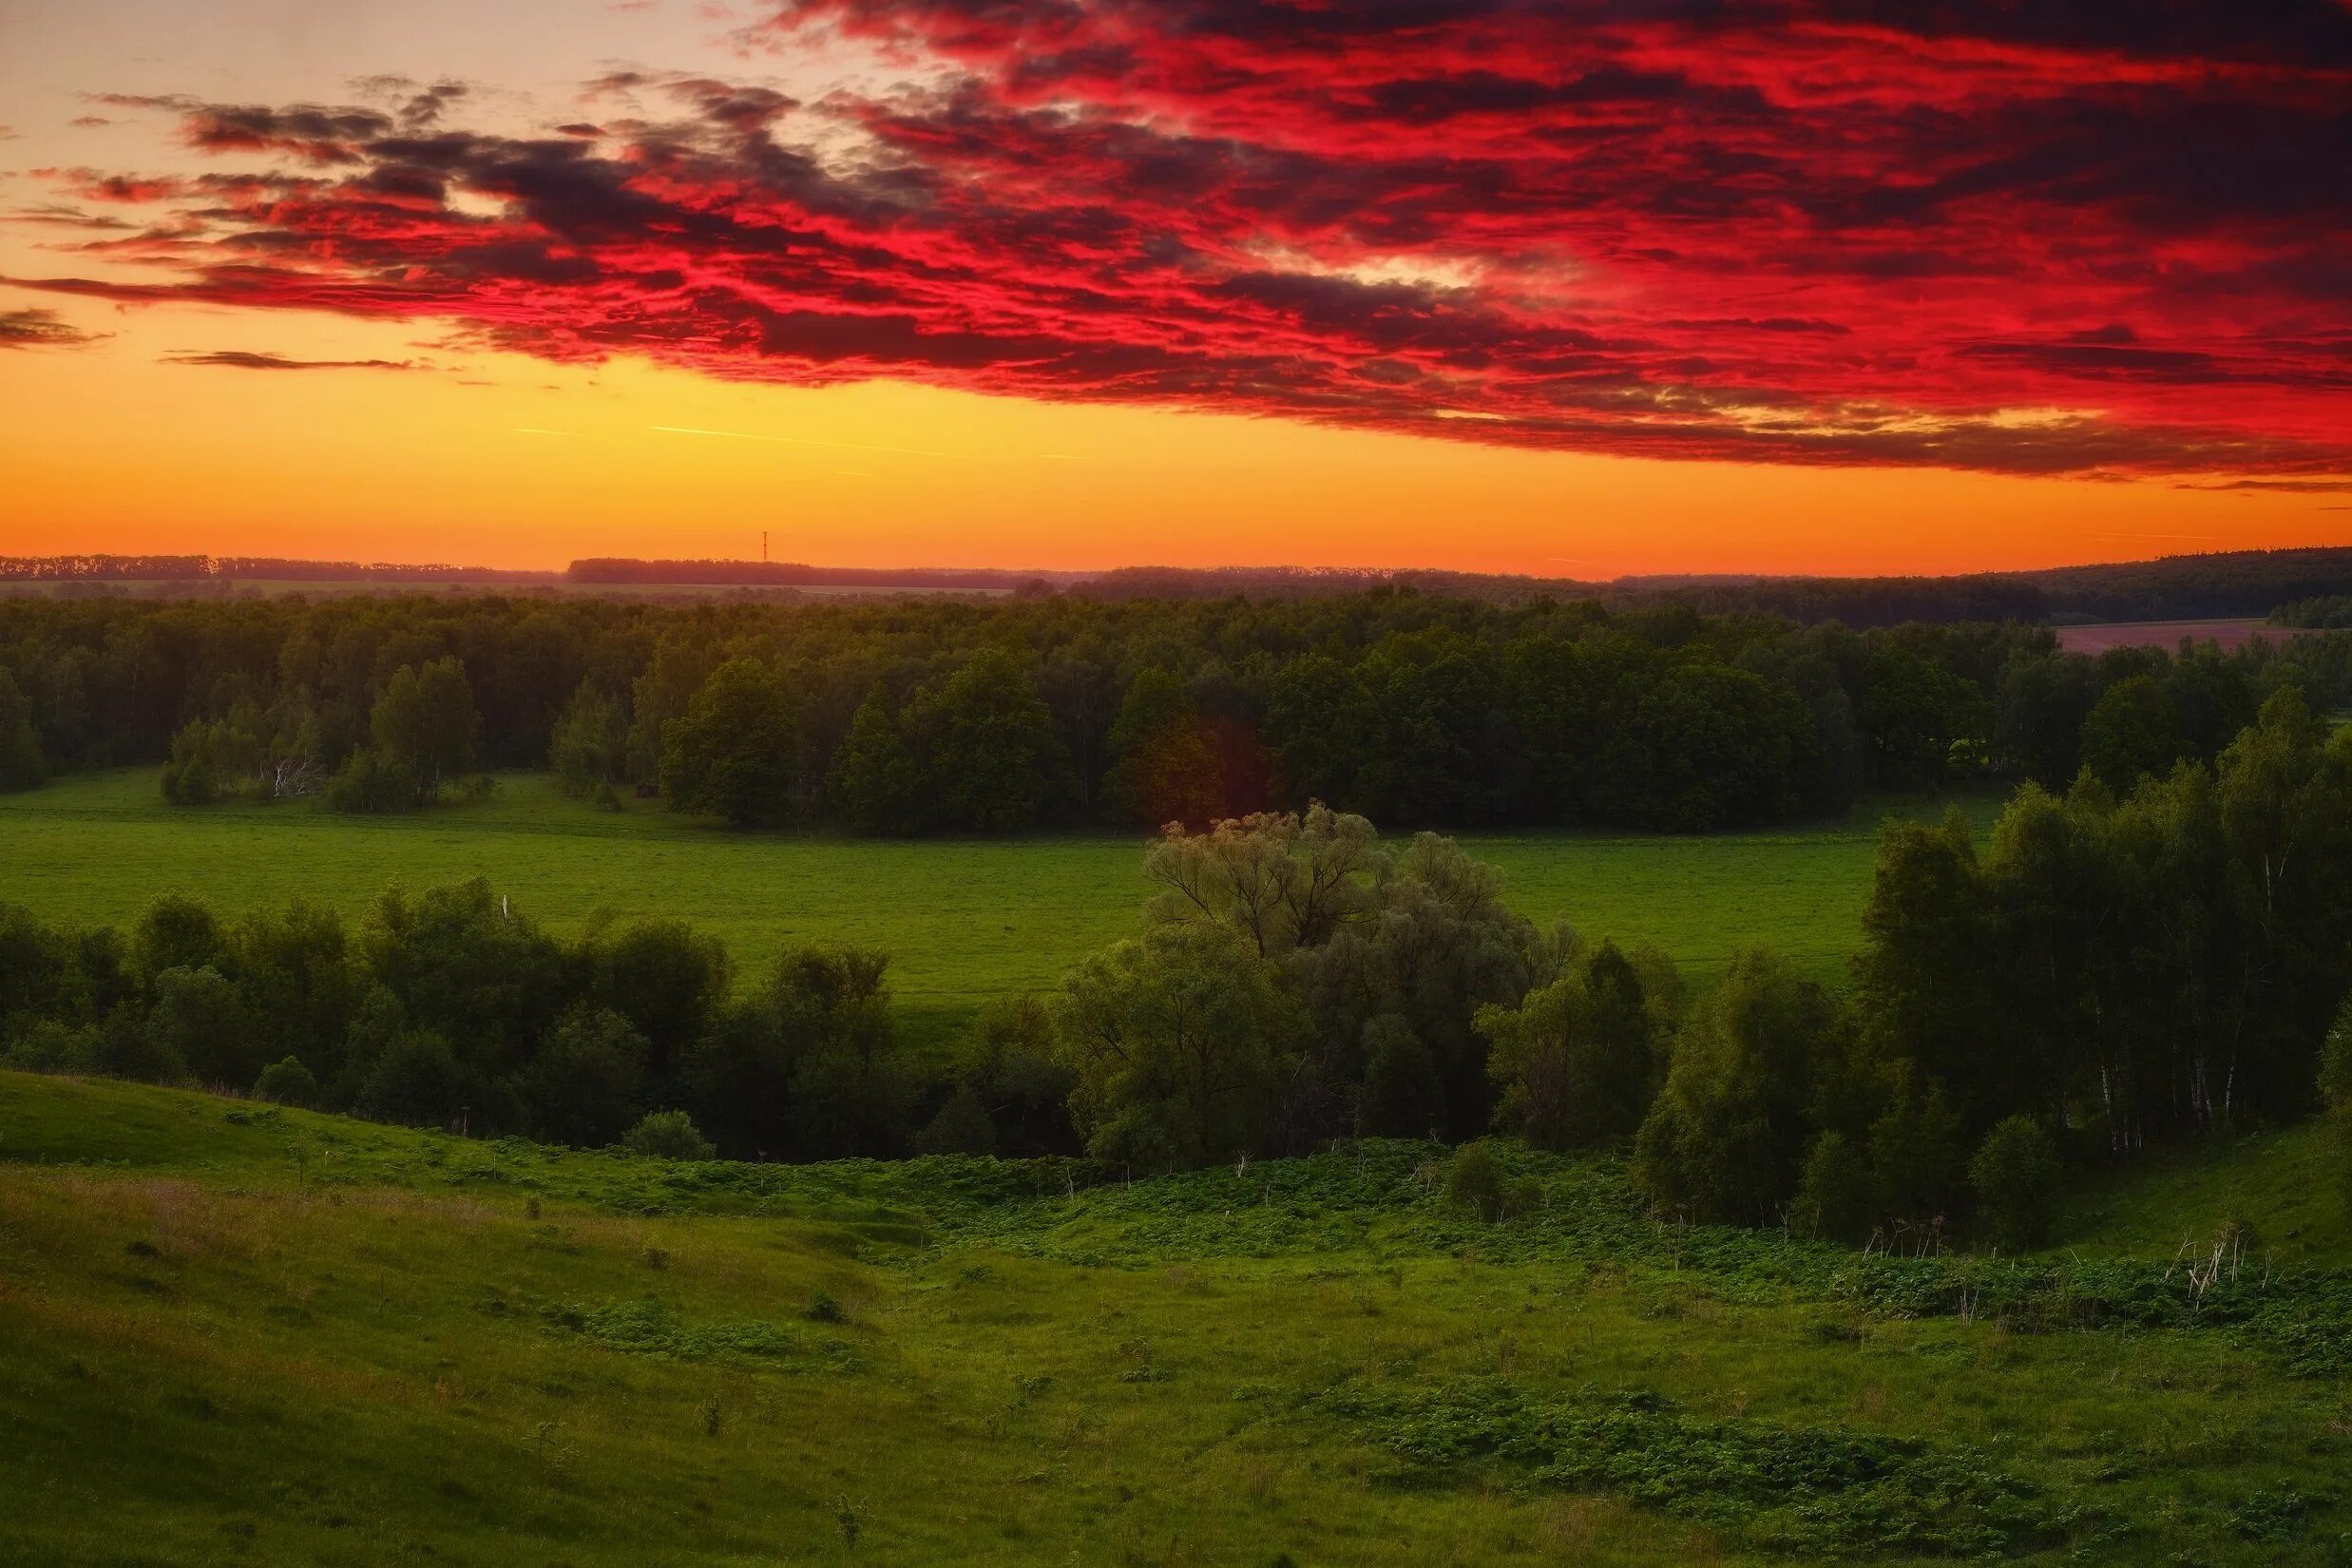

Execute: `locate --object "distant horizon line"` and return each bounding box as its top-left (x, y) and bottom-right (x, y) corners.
top-left (8, 544), bottom-right (2350, 590)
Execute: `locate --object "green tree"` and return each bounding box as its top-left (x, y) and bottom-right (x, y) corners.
top-left (2080, 675), bottom-right (2183, 794)
top-left (255, 1055), bottom-right (320, 1107)
top-left (1056, 923), bottom-right (1300, 1167)
top-left (587, 918), bottom-right (730, 1089)
top-left (826, 682), bottom-right (921, 834)
top-left (775, 946), bottom-right (908, 1159)
top-left (145, 965), bottom-right (251, 1087)
top-left (549, 680), bottom-right (630, 799)
top-left (356, 1028), bottom-right (469, 1128)
top-left (134, 893), bottom-right (223, 982)
top-left (661, 658), bottom-right (799, 826)
top-left (0, 666), bottom-right (47, 793)
top-left (945, 995), bottom-right (1075, 1156)
top-left (323, 745), bottom-right (417, 814)
top-left (913, 646), bottom-right (1065, 833)
top-left (372, 658), bottom-right (480, 801)
top-left (515, 1004), bottom-right (649, 1147)
top-left (1789, 1130), bottom-right (1877, 1244)
top-left (1632, 947), bottom-right (1836, 1225)
top-left (1482, 939), bottom-right (1662, 1150)
top-left (1104, 666), bottom-right (1222, 828)
top-left (1969, 1116), bottom-right (2060, 1252)
top-left (622, 1109), bottom-right (716, 1161)
top-left (1358, 1014), bottom-right (1443, 1138)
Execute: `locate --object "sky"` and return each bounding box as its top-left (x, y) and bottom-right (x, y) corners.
top-left (1, 0), bottom-right (2347, 576)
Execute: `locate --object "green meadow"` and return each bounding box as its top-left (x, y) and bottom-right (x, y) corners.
top-left (3, 1068), bottom-right (2347, 1567)
top-left (0, 770), bottom-right (2001, 1050)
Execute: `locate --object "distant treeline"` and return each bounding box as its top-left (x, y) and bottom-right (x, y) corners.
top-left (1069, 547), bottom-right (2352, 625)
top-left (564, 558), bottom-right (1068, 591)
top-left (8, 546), bottom-right (2352, 628)
top-left (3, 590), bottom-right (2349, 832)
top-left (6, 694), bottom-right (2347, 1250)
top-left (0, 555), bottom-right (556, 583)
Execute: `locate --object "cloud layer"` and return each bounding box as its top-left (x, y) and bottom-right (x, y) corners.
top-left (10, 3), bottom-right (2349, 476)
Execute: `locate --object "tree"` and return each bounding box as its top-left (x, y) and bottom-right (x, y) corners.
top-left (661, 658), bottom-right (799, 826)
top-left (1056, 923), bottom-right (1300, 1167)
top-left (1790, 1131), bottom-right (1877, 1244)
top-left (2080, 675), bottom-right (2183, 794)
top-left (826, 682), bottom-right (921, 833)
top-left (912, 646), bottom-right (1065, 833)
top-left (356, 1028), bottom-right (469, 1128)
top-left (230, 900), bottom-right (361, 1087)
top-left (587, 918), bottom-right (730, 1089)
top-left (372, 659), bottom-right (480, 801)
top-left (945, 995), bottom-right (1076, 1156)
top-left (1969, 1116), bottom-right (2060, 1251)
top-left (134, 893), bottom-right (223, 981)
top-left (1632, 947), bottom-right (1837, 1225)
top-left (323, 745), bottom-right (417, 814)
top-left (1104, 666), bottom-right (1223, 828)
top-left (549, 680), bottom-right (630, 799)
top-left (1359, 1014), bottom-right (1443, 1138)
top-left (145, 965), bottom-right (252, 1087)
top-left (255, 1055), bottom-right (320, 1107)
top-left (0, 667), bottom-right (46, 793)
top-left (1143, 804), bottom-right (1381, 961)
top-left (623, 1109), bottom-right (717, 1161)
top-left (515, 1005), bottom-right (650, 1147)
top-left (1482, 940), bottom-right (1663, 1150)
top-left (775, 946), bottom-right (908, 1158)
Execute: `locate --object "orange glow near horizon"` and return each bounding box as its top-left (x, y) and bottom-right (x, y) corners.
top-left (3, 308), bottom-right (2340, 578)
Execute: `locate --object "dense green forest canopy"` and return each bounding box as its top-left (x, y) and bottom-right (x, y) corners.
top-left (4, 585), bottom-right (2348, 833)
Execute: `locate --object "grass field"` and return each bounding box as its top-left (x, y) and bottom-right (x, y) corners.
top-left (0, 771), bottom-right (1998, 1052)
top-left (3, 1068), bottom-right (2347, 1566)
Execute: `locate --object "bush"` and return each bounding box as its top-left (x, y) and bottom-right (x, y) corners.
top-left (1969, 1116), bottom-right (2059, 1252)
top-left (621, 1109), bottom-right (717, 1161)
top-left (1789, 1131), bottom-right (1877, 1245)
top-left (1444, 1141), bottom-right (1505, 1221)
top-left (255, 1055), bottom-right (320, 1107)
top-left (324, 746), bottom-right (417, 814)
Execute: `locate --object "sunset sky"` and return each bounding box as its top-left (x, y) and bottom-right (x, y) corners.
top-left (2, 0), bottom-right (2346, 575)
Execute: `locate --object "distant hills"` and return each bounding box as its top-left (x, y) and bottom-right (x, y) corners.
top-left (5, 545), bottom-right (2349, 629)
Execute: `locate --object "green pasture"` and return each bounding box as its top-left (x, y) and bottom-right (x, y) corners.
top-left (3, 1068), bottom-right (2348, 1566)
top-left (0, 771), bottom-right (1998, 1051)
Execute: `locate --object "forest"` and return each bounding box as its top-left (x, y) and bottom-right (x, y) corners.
top-left (3, 587), bottom-right (2349, 834)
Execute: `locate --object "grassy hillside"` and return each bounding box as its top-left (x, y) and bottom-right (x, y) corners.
top-left (0, 771), bottom-right (2000, 1050)
top-left (5, 1069), bottom-right (2349, 1567)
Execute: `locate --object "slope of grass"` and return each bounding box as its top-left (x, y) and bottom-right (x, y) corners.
top-left (2059, 1122), bottom-right (2352, 1270)
top-left (6, 1069), bottom-right (2350, 1567)
top-left (0, 770), bottom-right (2000, 1051)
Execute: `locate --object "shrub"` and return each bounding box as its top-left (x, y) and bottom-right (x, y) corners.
top-left (255, 1055), bottom-right (320, 1107)
top-left (1444, 1141), bottom-right (1505, 1221)
top-left (622, 1109), bottom-right (716, 1161)
top-left (1969, 1116), bottom-right (2059, 1252)
top-left (1789, 1131), bottom-right (1877, 1245)
top-left (324, 746), bottom-right (417, 814)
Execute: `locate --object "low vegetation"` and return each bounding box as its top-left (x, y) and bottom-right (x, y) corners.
top-left (3, 1069), bottom-right (2349, 1565)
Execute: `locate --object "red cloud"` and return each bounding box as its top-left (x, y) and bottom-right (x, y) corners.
top-left (14, 3), bottom-right (2351, 478)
